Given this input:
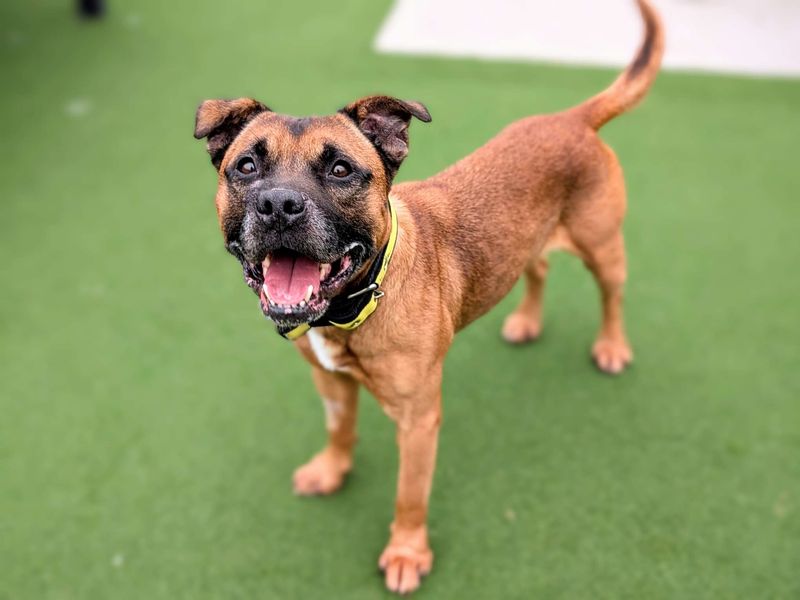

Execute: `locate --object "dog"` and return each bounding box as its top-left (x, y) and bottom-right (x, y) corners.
top-left (193, 0), bottom-right (663, 593)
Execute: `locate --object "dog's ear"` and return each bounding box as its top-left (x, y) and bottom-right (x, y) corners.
top-left (340, 95), bottom-right (431, 180)
top-left (194, 98), bottom-right (270, 169)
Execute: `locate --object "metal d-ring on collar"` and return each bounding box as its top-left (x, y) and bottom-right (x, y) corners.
top-left (346, 282), bottom-right (384, 300)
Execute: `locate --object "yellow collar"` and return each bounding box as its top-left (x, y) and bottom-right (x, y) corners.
top-left (281, 197), bottom-right (399, 340)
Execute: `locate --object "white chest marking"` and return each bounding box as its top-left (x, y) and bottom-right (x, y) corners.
top-left (307, 330), bottom-right (341, 372)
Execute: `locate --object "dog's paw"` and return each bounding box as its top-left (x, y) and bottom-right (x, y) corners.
top-left (379, 543), bottom-right (433, 595)
top-left (592, 336), bottom-right (633, 375)
top-left (501, 312), bottom-right (542, 344)
top-left (292, 450), bottom-right (351, 496)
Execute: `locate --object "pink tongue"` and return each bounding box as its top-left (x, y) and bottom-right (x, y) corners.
top-left (264, 252), bottom-right (320, 305)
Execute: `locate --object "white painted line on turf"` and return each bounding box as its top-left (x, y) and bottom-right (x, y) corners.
top-left (376, 0), bottom-right (800, 78)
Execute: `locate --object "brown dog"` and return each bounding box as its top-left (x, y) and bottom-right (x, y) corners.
top-left (194, 0), bottom-right (663, 593)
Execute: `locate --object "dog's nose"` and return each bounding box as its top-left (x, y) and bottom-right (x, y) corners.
top-left (256, 188), bottom-right (306, 226)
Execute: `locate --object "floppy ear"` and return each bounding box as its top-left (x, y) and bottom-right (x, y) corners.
top-left (194, 98), bottom-right (270, 169)
top-left (340, 95), bottom-right (431, 180)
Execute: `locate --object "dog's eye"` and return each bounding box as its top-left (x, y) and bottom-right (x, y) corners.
top-left (236, 158), bottom-right (256, 175)
top-left (330, 161), bottom-right (352, 178)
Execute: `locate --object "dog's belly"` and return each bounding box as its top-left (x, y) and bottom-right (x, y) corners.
top-left (542, 224), bottom-right (582, 257)
top-left (454, 212), bottom-right (561, 330)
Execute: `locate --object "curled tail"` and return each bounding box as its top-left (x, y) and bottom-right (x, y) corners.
top-left (575, 0), bottom-right (665, 130)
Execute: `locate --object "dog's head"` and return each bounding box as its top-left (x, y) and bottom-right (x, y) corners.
top-left (193, 96), bottom-right (430, 329)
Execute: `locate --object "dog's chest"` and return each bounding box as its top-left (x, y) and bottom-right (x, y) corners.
top-left (307, 330), bottom-right (352, 373)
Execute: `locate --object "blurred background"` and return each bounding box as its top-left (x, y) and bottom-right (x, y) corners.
top-left (1, 0), bottom-right (798, 598)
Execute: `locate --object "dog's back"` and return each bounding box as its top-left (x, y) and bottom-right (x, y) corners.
top-left (392, 0), bottom-right (664, 334)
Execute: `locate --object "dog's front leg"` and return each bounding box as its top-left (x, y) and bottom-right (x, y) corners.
top-left (293, 366), bottom-right (359, 496)
top-left (374, 362), bottom-right (442, 594)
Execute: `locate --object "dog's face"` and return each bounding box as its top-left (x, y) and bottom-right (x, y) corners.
top-left (194, 96), bottom-right (430, 329)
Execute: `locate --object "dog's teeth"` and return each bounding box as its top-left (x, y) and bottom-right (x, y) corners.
top-left (262, 283), bottom-right (272, 302)
top-left (305, 284), bottom-right (313, 302)
top-left (319, 263), bottom-right (332, 280)
top-left (341, 255), bottom-right (351, 270)
top-left (299, 300), bottom-right (306, 308)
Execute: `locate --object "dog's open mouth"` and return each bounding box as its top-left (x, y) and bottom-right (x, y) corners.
top-left (243, 243), bottom-right (364, 325)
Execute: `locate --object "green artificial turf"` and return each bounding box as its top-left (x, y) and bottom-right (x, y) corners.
top-left (1, 1), bottom-right (799, 598)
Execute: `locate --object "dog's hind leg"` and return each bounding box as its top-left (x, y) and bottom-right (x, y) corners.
top-left (292, 367), bottom-right (359, 495)
top-left (565, 146), bottom-right (633, 374)
top-left (580, 232), bottom-right (633, 374)
top-left (501, 255), bottom-right (549, 343)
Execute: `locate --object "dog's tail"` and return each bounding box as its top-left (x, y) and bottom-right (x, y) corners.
top-left (573, 0), bottom-right (665, 130)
